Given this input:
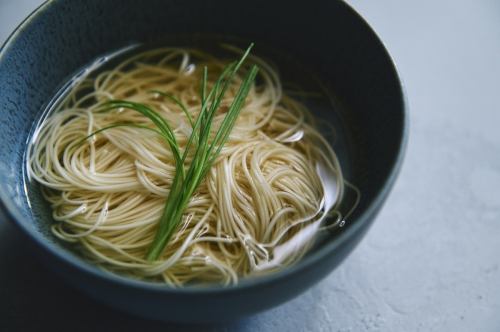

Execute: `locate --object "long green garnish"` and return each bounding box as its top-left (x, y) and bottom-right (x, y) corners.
top-left (85, 44), bottom-right (258, 261)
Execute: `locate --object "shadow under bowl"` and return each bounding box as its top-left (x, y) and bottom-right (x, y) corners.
top-left (0, 0), bottom-right (407, 323)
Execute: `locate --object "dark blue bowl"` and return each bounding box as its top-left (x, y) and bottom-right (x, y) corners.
top-left (0, 0), bottom-right (407, 323)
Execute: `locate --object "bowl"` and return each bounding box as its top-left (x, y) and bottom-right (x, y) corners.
top-left (0, 0), bottom-right (407, 323)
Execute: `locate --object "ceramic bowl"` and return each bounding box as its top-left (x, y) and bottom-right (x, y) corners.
top-left (0, 0), bottom-right (407, 322)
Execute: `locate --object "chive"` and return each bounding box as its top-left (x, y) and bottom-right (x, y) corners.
top-left (81, 44), bottom-right (258, 261)
top-left (76, 123), bottom-right (162, 147)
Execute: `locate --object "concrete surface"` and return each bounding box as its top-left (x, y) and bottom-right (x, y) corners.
top-left (1, 0), bottom-right (499, 331)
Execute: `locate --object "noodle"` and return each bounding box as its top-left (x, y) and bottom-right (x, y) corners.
top-left (27, 46), bottom-right (346, 286)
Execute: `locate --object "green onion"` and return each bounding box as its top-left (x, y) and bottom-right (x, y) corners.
top-left (84, 44), bottom-right (258, 261)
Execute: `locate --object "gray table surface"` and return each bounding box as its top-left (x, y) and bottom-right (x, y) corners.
top-left (1, 1), bottom-right (500, 331)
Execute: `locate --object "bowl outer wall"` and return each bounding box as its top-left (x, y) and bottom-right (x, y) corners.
top-left (0, 0), bottom-right (408, 322)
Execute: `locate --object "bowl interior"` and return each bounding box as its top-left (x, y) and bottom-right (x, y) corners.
top-left (0, 0), bottom-right (406, 291)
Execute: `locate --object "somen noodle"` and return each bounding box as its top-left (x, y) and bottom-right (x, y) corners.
top-left (27, 45), bottom-right (351, 286)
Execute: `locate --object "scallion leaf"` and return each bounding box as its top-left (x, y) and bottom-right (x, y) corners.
top-left (80, 44), bottom-right (258, 261)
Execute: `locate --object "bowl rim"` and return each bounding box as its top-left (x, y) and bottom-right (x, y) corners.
top-left (0, 0), bottom-right (409, 294)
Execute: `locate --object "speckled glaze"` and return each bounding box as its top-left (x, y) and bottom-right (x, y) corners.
top-left (0, 0), bottom-right (407, 323)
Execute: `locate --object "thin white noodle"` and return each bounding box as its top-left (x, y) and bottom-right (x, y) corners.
top-left (28, 46), bottom-right (351, 286)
